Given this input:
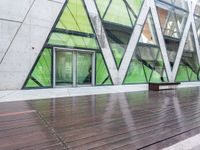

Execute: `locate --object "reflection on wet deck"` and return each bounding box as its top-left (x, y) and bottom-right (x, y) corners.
top-left (1, 87), bottom-right (200, 150)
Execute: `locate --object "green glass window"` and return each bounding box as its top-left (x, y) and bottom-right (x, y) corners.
top-left (176, 27), bottom-right (200, 82)
top-left (96, 53), bottom-right (112, 85)
top-left (24, 48), bottom-right (52, 88)
top-left (48, 0), bottom-right (99, 50)
top-left (124, 57), bottom-right (147, 84)
top-left (48, 33), bottom-right (98, 49)
top-left (96, 0), bottom-right (143, 26)
top-left (95, 0), bottom-right (143, 68)
top-left (56, 0), bottom-right (93, 34)
top-left (124, 45), bottom-right (168, 84)
top-left (124, 11), bottom-right (168, 84)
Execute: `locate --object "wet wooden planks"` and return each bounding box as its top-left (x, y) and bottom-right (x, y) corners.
top-left (1, 88), bottom-right (200, 149)
top-left (0, 101), bottom-right (64, 150)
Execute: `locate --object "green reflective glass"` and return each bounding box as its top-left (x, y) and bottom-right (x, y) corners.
top-left (103, 1), bottom-right (133, 26)
top-left (77, 52), bottom-right (92, 85)
top-left (48, 33), bottom-right (99, 49)
top-left (96, 53), bottom-right (112, 85)
top-left (25, 79), bottom-right (39, 88)
top-left (56, 0), bottom-right (93, 33)
top-left (124, 44), bottom-right (167, 84)
top-left (108, 32), bottom-right (130, 67)
top-left (56, 51), bottom-right (73, 86)
top-left (95, 0), bottom-right (143, 68)
top-left (176, 65), bottom-right (189, 81)
top-left (124, 59), bottom-right (147, 84)
top-left (176, 28), bottom-right (200, 81)
top-left (25, 48), bottom-right (52, 88)
top-left (96, 0), bottom-right (143, 26)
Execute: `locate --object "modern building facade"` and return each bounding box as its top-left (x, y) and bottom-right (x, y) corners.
top-left (0, 0), bottom-right (200, 90)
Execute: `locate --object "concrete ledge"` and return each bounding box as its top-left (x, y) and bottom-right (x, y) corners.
top-left (163, 134), bottom-right (200, 150)
top-left (0, 82), bottom-right (199, 103)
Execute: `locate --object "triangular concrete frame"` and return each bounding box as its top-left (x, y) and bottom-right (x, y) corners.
top-left (172, 0), bottom-right (200, 81)
top-left (85, 0), bottom-right (173, 84)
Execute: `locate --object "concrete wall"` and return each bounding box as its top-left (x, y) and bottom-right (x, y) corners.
top-left (0, 0), bottom-right (64, 90)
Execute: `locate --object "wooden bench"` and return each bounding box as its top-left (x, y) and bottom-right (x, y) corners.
top-left (149, 82), bottom-right (181, 91)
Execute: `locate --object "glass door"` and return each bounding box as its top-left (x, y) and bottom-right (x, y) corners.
top-left (55, 50), bottom-right (73, 86)
top-left (54, 48), bottom-right (94, 87)
top-left (77, 52), bottom-right (93, 85)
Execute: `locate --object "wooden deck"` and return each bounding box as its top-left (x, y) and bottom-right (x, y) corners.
top-left (1, 87), bottom-right (200, 150)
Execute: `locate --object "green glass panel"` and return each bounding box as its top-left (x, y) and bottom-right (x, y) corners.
top-left (150, 71), bottom-right (162, 83)
top-left (124, 42), bottom-right (168, 84)
top-left (105, 29), bottom-right (132, 68)
top-left (104, 1), bottom-right (132, 26)
top-left (25, 79), bottom-right (39, 88)
top-left (95, 0), bottom-right (111, 17)
top-left (124, 60), bottom-right (147, 84)
top-left (176, 27), bottom-right (200, 81)
top-left (103, 77), bottom-right (112, 85)
top-left (110, 42), bottom-right (125, 67)
top-left (77, 52), bottom-right (92, 85)
top-left (96, 0), bottom-right (143, 26)
top-left (56, 51), bottom-right (73, 86)
top-left (126, 0), bottom-right (143, 16)
top-left (176, 65), bottom-right (189, 81)
top-left (190, 71), bottom-right (198, 81)
top-left (56, 0), bottom-right (93, 34)
top-left (96, 53), bottom-right (112, 85)
top-left (139, 13), bottom-right (158, 45)
top-left (96, 0), bottom-right (143, 68)
top-left (25, 48), bottom-right (52, 88)
top-left (96, 0), bottom-right (143, 22)
top-left (48, 33), bottom-right (99, 49)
